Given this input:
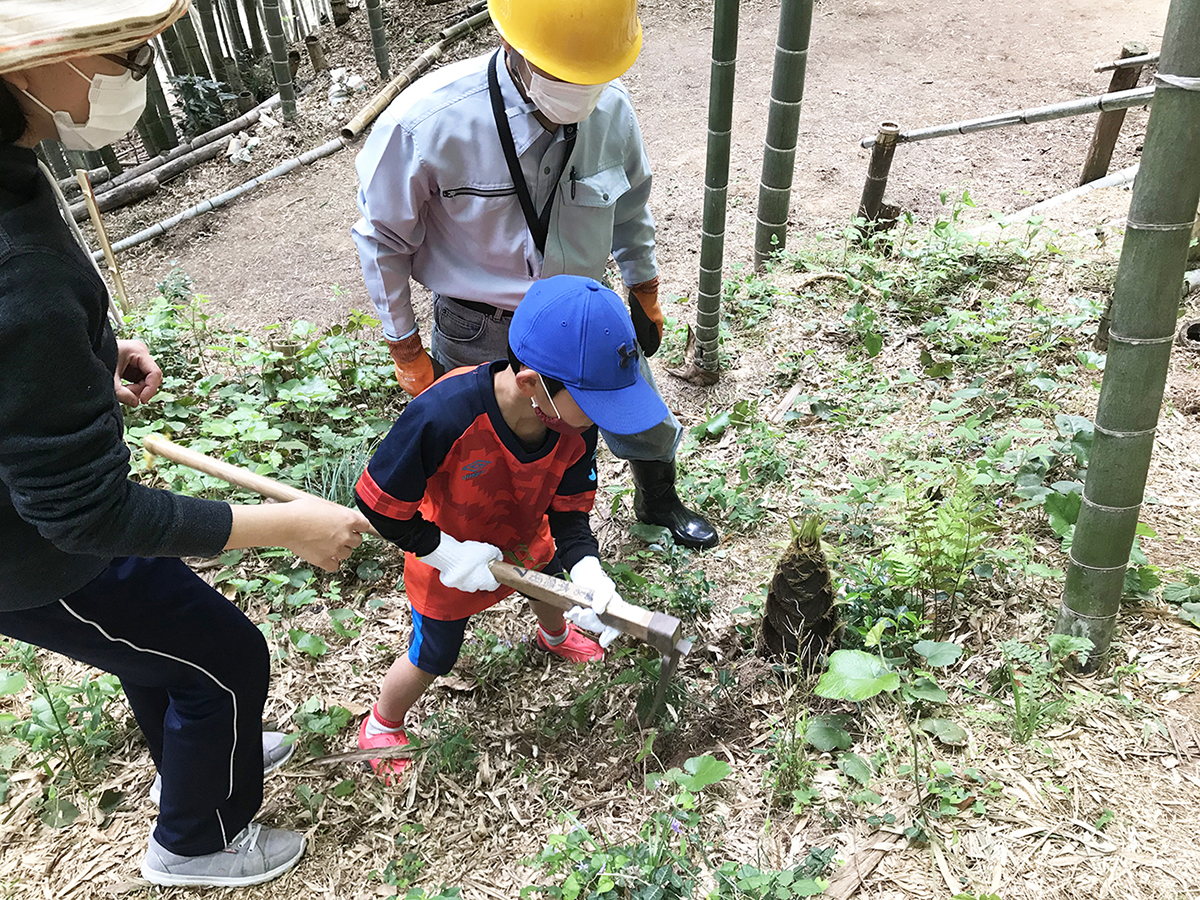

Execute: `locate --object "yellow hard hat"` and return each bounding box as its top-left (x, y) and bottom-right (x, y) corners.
top-left (488, 0), bottom-right (643, 85)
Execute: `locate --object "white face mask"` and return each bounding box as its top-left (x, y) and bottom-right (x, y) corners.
top-left (21, 62), bottom-right (147, 151)
top-left (517, 58), bottom-right (608, 125)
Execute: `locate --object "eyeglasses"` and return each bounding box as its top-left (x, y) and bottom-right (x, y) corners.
top-left (101, 42), bottom-right (155, 81)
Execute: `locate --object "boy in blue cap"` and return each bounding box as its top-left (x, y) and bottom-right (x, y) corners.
top-left (353, 274), bottom-right (668, 781)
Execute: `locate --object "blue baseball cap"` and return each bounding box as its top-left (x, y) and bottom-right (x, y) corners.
top-left (509, 275), bottom-right (669, 435)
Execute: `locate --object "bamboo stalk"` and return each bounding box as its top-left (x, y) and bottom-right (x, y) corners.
top-left (262, 0), bottom-right (297, 120)
top-left (75, 170), bottom-right (129, 314)
top-left (1079, 41), bottom-right (1149, 185)
top-left (35, 141), bottom-right (72, 179)
top-left (219, 0), bottom-right (249, 57)
top-left (856, 121), bottom-right (900, 225)
top-left (860, 86), bottom-right (1156, 148)
top-left (1054, 0), bottom-right (1200, 666)
top-left (195, 0), bottom-right (228, 83)
top-left (340, 9), bottom-right (492, 140)
top-left (305, 33), bottom-right (328, 72)
top-left (96, 146), bottom-right (123, 177)
top-left (244, 0), bottom-right (268, 59)
top-left (159, 23), bottom-right (193, 75)
top-left (365, 0), bottom-right (390, 79)
top-left (175, 10), bottom-right (213, 79)
top-left (145, 66), bottom-right (180, 150)
top-left (95, 135), bottom-right (348, 258)
top-left (753, 0), bottom-right (813, 271)
top-left (694, 0), bottom-right (740, 377)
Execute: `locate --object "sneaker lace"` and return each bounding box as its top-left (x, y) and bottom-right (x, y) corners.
top-left (230, 823), bottom-right (263, 853)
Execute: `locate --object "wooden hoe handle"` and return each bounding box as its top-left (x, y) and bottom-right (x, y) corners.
top-left (141, 435), bottom-right (683, 654)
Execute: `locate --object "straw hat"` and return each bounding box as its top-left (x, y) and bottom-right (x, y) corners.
top-left (0, 0), bottom-right (190, 74)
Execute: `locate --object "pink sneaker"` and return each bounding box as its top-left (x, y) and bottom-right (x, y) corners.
top-left (536, 622), bottom-right (605, 663)
top-left (357, 716), bottom-right (410, 784)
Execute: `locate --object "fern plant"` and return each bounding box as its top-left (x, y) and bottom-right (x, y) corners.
top-left (996, 635), bottom-right (1093, 742)
top-left (883, 469), bottom-right (994, 636)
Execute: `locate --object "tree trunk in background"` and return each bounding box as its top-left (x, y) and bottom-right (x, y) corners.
top-left (1054, 0), bottom-right (1200, 664)
top-left (752, 0), bottom-right (812, 271)
top-left (35, 141), bottom-right (71, 179)
top-left (220, 0), bottom-right (249, 57)
top-left (262, 0), bottom-right (298, 120)
top-left (694, 0), bottom-right (740, 376)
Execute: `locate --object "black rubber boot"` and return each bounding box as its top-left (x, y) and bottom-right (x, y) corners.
top-left (630, 459), bottom-right (719, 550)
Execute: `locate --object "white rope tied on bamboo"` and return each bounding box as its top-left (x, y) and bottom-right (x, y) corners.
top-left (1105, 331), bottom-right (1176, 345)
top-left (1066, 554), bottom-right (1129, 575)
top-left (1155, 73), bottom-right (1200, 91)
top-left (1125, 220), bottom-right (1196, 231)
top-left (1080, 495), bottom-right (1142, 514)
top-left (1094, 423), bottom-right (1157, 438)
top-left (1056, 603), bottom-right (1119, 623)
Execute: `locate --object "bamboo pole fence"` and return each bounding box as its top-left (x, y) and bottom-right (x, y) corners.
top-left (859, 86), bottom-right (1155, 148)
top-left (1054, 0), bottom-right (1200, 665)
top-left (1096, 51), bottom-right (1159, 73)
top-left (262, 0), bottom-right (298, 120)
top-left (753, 0), bottom-right (812, 271)
top-left (341, 8), bottom-right (492, 140)
top-left (1080, 41), bottom-right (1149, 185)
top-left (689, 0), bottom-right (739, 381)
top-left (94, 135), bottom-right (349, 259)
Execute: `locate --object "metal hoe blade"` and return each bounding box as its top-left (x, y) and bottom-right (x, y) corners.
top-left (645, 637), bottom-right (693, 723)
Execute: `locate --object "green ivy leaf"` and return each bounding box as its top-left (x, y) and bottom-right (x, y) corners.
top-left (913, 641), bottom-right (962, 668)
top-left (805, 714), bottom-right (852, 752)
top-left (629, 522), bottom-right (674, 546)
top-left (1178, 602), bottom-right (1200, 627)
top-left (920, 717), bottom-right (968, 746)
top-left (289, 629), bottom-right (328, 658)
top-left (837, 752), bottom-right (872, 786)
top-left (0, 671), bottom-right (27, 696)
top-left (815, 650), bottom-right (900, 701)
top-left (39, 796), bottom-right (79, 829)
top-left (903, 676), bottom-right (947, 704)
top-left (678, 754), bottom-right (731, 791)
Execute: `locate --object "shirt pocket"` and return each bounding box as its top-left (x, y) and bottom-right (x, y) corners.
top-left (555, 165), bottom-right (631, 270)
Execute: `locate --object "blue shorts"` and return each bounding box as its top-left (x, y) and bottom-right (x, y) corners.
top-left (407, 554), bottom-right (564, 675)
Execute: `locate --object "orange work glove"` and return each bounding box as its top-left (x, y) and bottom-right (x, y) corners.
top-left (627, 276), bottom-right (663, 357)
top-left (387, 333), bottom-right (436, 398)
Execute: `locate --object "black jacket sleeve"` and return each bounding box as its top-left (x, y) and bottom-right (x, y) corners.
top-left (0, 249), bottom-right (231, 559)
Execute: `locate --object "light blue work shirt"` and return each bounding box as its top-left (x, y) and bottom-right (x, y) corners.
top-left (351, 51), bottom-right (659, 341)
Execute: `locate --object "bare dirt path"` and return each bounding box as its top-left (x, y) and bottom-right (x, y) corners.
top-left (115, 0), bottom-right (1169, 333)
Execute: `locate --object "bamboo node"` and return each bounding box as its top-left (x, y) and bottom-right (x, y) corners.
top-left (1093, 423), bottom-right (1157, 438)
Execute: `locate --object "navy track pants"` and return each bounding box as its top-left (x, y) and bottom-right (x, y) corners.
top-left (0, 557), bottom-right (269, 856)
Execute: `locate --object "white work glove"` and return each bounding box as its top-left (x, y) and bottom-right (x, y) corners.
top-left (567, 556), bottom-right (622, 649)
top-left (418, 533), bottom-right (502, 593)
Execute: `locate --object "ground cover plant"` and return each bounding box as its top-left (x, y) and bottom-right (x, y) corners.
top-left (2, 202), bottom-right (1200, 899)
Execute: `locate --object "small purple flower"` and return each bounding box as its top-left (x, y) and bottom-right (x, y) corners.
top-left (670, 817), bottom-right (684, 834)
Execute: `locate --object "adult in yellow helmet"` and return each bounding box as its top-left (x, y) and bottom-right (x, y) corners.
top-left (352, 0), bottom-right (719, 551)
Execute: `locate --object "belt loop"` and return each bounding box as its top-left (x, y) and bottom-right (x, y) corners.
top-left (493, 306), bottom-right (505, 321)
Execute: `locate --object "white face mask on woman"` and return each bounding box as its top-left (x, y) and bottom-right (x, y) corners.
top-left (21, 62), bottom-right (147, 151)
top-left (516, 57), bottom-right (608, 125)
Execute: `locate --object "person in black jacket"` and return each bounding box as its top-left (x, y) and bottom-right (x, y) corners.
top-left (0, 1), bottom-right (370, 888)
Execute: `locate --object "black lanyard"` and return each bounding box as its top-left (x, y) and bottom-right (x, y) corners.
top-left (488, 50), bottom-right (577, 256)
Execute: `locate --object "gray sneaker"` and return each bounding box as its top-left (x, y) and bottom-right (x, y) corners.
top-left (141, 822), bottom-right (305, 887)
top-left (150, 732), bottom-right (294, 806)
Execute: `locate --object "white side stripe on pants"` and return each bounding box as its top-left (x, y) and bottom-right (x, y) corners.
top-left (56, 599), bottom-right (240, 815)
